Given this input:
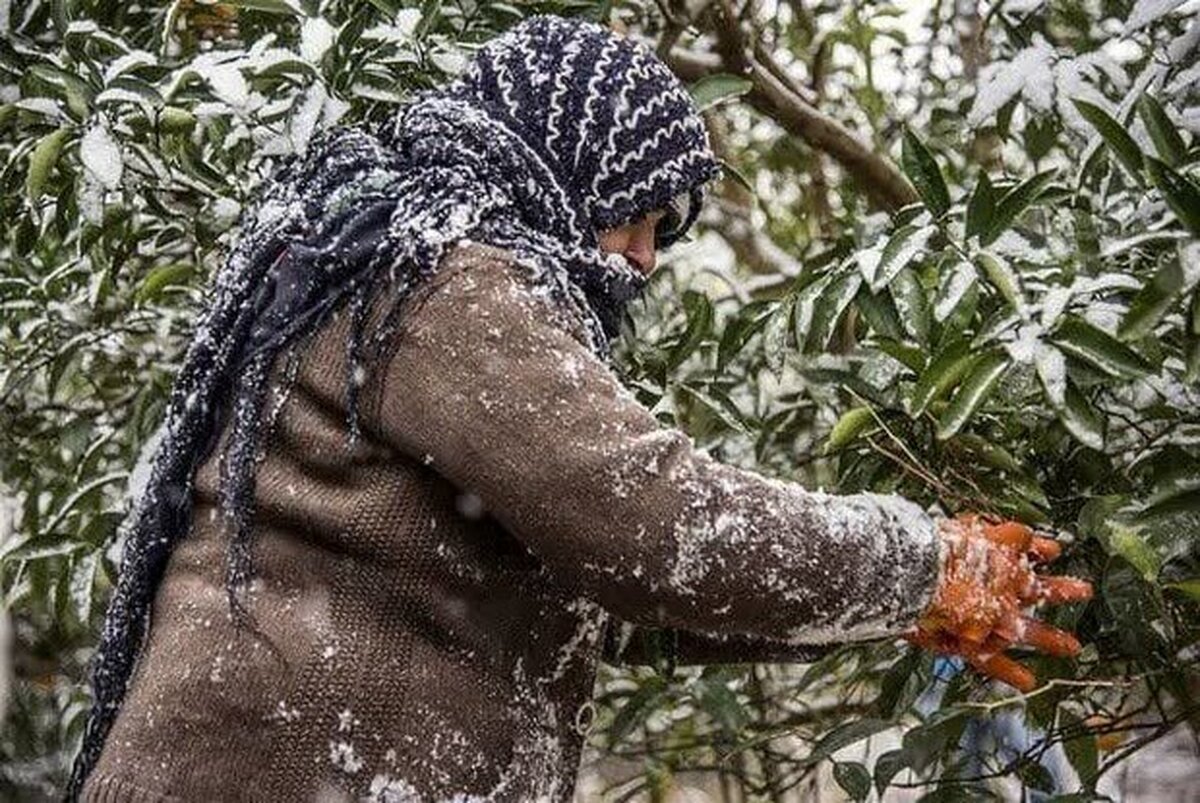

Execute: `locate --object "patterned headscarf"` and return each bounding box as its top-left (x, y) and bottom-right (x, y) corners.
top-left (69, 13), bottom-right (721, 797)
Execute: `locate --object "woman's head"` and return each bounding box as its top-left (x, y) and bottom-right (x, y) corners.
top-left (429, 14), bottom-right (720, 253)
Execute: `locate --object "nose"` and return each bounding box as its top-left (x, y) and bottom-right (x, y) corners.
top-left (626, 225), bottom-right (657, 274)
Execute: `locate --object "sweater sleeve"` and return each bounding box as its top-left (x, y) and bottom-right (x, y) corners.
top-left (372, 244), bottom-right (942, 646)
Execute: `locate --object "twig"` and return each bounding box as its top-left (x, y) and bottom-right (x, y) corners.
top-left (659, 44), bottom-right (917, 210)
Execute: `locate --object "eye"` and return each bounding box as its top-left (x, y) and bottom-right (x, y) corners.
top-left (654, 190), bottom-right (692, 244)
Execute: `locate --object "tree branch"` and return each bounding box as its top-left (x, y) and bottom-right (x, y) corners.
top-left (661, 44), bottom-right (917, 211)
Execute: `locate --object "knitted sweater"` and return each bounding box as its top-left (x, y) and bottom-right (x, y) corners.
top-left (82, 240), bottom-right (940, 802)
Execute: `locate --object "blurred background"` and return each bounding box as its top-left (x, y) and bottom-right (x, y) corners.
top-left (1, 0), bottom-right (1198, 799)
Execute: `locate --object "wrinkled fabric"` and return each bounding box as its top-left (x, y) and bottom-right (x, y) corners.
top-left (82, 242), bottom-right (940, 803)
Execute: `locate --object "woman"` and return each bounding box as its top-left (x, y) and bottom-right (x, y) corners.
top-left (70, 15), bottom-right (1090, 802)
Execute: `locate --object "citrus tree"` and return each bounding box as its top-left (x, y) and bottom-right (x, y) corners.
top-left (1, 0), bottom-right (1197, 800)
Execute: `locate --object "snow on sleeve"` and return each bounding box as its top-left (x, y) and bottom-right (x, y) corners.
top-left (375, 251), bottom-right (943, 647)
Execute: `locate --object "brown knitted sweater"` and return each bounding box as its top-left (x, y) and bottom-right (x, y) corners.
top-left (82, 240), bottom-right (940, 802)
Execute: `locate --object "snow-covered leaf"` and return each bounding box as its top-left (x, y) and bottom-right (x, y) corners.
top-left (968, 35), bottom-right (1055, 127)
top-left (1124, 0), bottom-right (1187, 33)
top-left (889, 267), bottom-right (930, 344)
top-left (859, 224), bottom-right (936, 291)
top-left (806, 269), bottom-right (862, 351)
top-left (934, 259), bottom-right (977, 323)
top-left (300, 17), bottom-right (337, 63)
top-left (1051, 316), bottom-right (1156, 378)
top-left (975, 252), bottom-right (1026, 313)
top-left (81, 125), bottom-right (123, 189)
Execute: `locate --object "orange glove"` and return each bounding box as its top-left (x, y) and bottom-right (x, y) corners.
top-left (905, 514), bottom-right (1093, 692)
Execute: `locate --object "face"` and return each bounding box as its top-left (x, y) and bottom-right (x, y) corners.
top-left (597, 209), bottom-right (668, 277)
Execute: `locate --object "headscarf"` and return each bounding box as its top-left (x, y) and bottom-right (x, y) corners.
top-left (69, 13), bottom-right (721, 796)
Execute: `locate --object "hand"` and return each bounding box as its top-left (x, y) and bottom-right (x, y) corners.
top-left (905, 513), bottom-right (1093, 692)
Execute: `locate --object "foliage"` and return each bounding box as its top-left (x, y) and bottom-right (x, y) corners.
top-left (1, 0), bottom-right (1198, 800)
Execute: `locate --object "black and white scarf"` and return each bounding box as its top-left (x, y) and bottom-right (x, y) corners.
top-left (69, 13), bottom-right (721, 796)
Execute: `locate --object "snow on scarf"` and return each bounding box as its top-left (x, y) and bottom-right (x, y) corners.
top-left (69, 13), bottom-right (721, 797)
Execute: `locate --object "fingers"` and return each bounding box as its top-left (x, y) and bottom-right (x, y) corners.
top-left (1028, 536), bottom-right (1062, 563)
top-left (964, 649), bottom-right (1037, 693)
top-left (982, 520), bottom-right (1033, 551)
top-left (1016, 618), bottom-right (1082, 657)
top-left (958, 515), bottom-right (1066, 564)
top-left (1036, 575), bottom-right (1094, 604)
top-left (910, 628), bottom-right (1044, 693)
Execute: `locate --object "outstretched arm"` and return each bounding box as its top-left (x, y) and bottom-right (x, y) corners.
top-left (373, 243), bottom-right (942, 646)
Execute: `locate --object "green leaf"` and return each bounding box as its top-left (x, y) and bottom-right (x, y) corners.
top-left (806, 269), bottom-right (863, 351)
top-left (1058, 709), bottom-right (1099, 787)
top-left (974, 252), bottom-right (1025, 312)
top-left (1072, 98), bottom-right (1145, 185)
top-left (718, 156), bottom-right (755, 197)
top-left (909, 339), bottom-right (974, 416)
top-left (834, 762), bottom-right (872, 802)
top-left (935, 350), bottom-right (1010, 439)
top-left (1136, 487), bottom-right (1200, 524)
top-left (1017, 762), bottom-right (1056, 794)
top-left (983, 168), bottom-right (1058, 245)
top-left (855, 284), bottom-right (905, 341)
top-left (875, 337), bottom-right (926, 373)
top-left (718, 300), bottom-right (774, 369)
top-left (933, 258), bottom-right (978, 324)
top-left (1058, 379), bottom-right (1105, 451)
top-left (1118, 257), bottom-right (1184, 341)
top-left (802, 368), bottom-right (889, 407)
top-left (874, 749), bottom-right (909, 795)
top-left (415, 0), bottom-right (443, 37)
top-left (676, 384), bottom-right (750, 435)
top-left (1051, 316), bottom-right (1155, 379)
top-left (901, 127), bottom-right (950, 217)
top-left (667, 290), bottom-right (713, 368)
top-left (1109, 523), bottom-right (1160, 582)
top-left (609, 679), bottom-right (667, 742)
top-left (159, 106), bottom-right (197, 134)
top-left (1187, 332), bottom-right (1200, 384)
top-left (965, 171), bottom-right (996, 240)
top-left (801, 718), bottom-right (893, 767)
top-left (227, 0), bottom-right (302, 13)
top-left (135, 263), bottom-right (193, 305)
top-left (760, 297), bottom-right (792, 371)
top-left (874, 648), bottom-right (925, 718)
top-left (826, 406), bottom-right (876, 453)
top-left (1145, 156), bottom-right (1200, 236)
top-left (1165, 579), bottom-right (1200, 602)
top-left (903, 710), bottom-right (969, 773)
top-left (694, 676), bottom-right (748, 734)
top-left (689, 73), bottom-right (753, 111)
top-left (1137, 94), bottom-right (1186, 167)
top-left (26, 126), bottom-right (72, 201)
